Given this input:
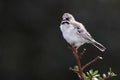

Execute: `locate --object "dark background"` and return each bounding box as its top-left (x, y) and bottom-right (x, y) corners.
top-left (0, 0), bottom-right (120, 80)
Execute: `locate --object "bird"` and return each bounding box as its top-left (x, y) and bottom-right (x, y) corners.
top-left (60, 13), bottom-right (106, 52)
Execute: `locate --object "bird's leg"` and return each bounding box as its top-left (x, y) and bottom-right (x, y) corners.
top-left (72, 47), bottom-right (78, 54)
top-left (68, 46), bottom-right (78, 54)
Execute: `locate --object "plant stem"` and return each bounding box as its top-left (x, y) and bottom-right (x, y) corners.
top-left (82, 56), bottom-right (103, 70)
top-left (72, 48), bottom-right (84, 80)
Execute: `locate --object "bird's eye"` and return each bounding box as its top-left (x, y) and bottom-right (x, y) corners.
top-left (66, 18), bottom-right (69, 20)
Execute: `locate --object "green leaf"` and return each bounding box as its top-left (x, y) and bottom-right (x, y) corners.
top-left (94, 74), bottom-right (100, 77)
top-left (111, 72), bottom-right (117, 76)
top-left (84, 68), bottom-right (116, 80)
top-left (108, 67), bottom-right (117, 77)
top-left (108, 72), bottom-right (111, 75)
top-left (93, 70), bottom-right (98, 75)
top-left (83, 73), bottom-right (90, 80)
top-left (103, 74), bottom-right (106, 78)
top-left (92, 77), bottom-right (98, 80)
top-left (86, 72), bottom-right (91, 77)
top-left (89, 69), bottom-right (94, 75)
top-left (73, 65), bottom-right (79, 72)
top-left (109, 67), bottom-right (112, 73)
top-left (97, 76), bottom-right (103, 80)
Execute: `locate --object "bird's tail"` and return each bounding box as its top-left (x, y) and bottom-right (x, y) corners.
top-left (92, 40), bottom-right (106, 52)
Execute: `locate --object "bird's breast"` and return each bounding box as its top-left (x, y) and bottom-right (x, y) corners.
top-left (60, 24), bottom-right (86, 47)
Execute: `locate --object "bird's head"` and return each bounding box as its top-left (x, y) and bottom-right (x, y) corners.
top-left (62, 13), bottom-right (75, 22)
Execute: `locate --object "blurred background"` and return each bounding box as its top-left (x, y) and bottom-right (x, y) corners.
top-left (0, 0), bottom-right (120, 80)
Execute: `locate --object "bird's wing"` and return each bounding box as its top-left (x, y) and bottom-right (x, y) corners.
top-left (81, 32), bottom-right (95, 42)
top-left (72, 22), bottom-right (94, 42)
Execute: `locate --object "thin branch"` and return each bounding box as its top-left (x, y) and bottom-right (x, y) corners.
top-left (82, 56), bottom-right (103, 70)
top-left (69, 48), bottom-right (104, 80)
top-left (69, 66), bottom-right (81, 79)
top-left (69, 67), bottom-right (75, 72)
top-left (79, 48), bottom-right (86, 58)
top-left (72, 48), bottom-right (84, 80)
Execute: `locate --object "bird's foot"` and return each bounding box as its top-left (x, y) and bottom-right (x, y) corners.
top-left (68, 46), bottom-right (78, 54)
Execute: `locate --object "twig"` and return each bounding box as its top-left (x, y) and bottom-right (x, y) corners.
top-left (69, 67), bottom-right (75, 72)
top-left (72, 48), bottom-right (84, 80)
top-left (82, 56), bottom-right (103, 70)
top-left (69, 66), bottom-right (82, 79)
top-left (69, 48), bottom-right (104, 80)
top-left (79, 48), bottom-right (86, 58)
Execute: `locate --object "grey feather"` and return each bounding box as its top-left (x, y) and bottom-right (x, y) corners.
top-left (60, 13), bottom-right (106, 52)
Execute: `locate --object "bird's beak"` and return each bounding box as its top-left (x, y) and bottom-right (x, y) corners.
top-left (63, 18), bottom-right (66, 21)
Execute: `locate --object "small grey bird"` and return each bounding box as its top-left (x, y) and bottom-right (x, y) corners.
top-left (60, 13), bottom-right (106, 52)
